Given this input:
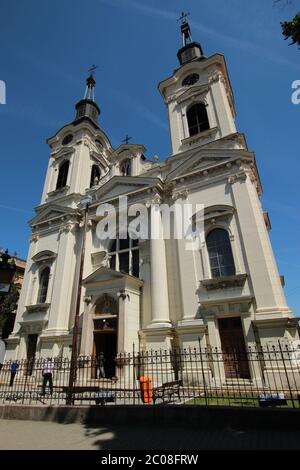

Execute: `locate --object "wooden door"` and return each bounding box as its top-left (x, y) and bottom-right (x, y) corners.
top-left (218, 317), bottom-right (250, 379)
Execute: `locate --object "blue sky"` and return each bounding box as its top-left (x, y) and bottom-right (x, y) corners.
top-left (0, 0), bottom-right (299, 313)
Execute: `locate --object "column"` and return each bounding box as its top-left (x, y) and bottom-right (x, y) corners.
top-left (229, 173), bottom-right (290, 315)
top-left (46, 223), bottom-right (78, 334)
top-left (148, 202), bottom-right (171, 327)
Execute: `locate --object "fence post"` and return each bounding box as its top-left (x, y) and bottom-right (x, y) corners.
top-left (278, 341), bottom-right (295, 408)
top-left (198, 338), bottom-right (208, 406)
top-left (22, 359), bottom-right (29, 404)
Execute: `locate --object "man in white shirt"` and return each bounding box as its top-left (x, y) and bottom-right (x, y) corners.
top-left (42, 358), bottom-right (54, 396)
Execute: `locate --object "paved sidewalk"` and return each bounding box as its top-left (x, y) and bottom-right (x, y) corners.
top-left (1, 419), bottom-right (300, 450)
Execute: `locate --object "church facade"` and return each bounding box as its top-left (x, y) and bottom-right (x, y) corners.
top-left (6, 20), bottom-right (298, 380)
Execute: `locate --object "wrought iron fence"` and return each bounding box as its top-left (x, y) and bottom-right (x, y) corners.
top-left (1, 342), bottom-right (300, 408)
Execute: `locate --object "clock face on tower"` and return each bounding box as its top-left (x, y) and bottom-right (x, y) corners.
top-left (182, 73), bottom-right (199, 87)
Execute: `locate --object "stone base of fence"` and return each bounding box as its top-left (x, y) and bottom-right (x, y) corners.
top-left (1, 404), bottom-right (300, 430)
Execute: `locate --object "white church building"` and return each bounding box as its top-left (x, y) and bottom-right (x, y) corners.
top-left (6, 19), bottom-right (298, 380)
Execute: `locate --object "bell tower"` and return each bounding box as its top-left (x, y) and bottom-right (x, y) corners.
top-left (41, 69), bottom-right (111, 205)
top-left (158, 14), bottom-right (237, 155)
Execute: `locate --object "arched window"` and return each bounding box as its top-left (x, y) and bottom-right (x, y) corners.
top-left (90, 164), bottom-right (101, 187)
top-left (108, 233), bottom-right (139, 277)
top-left (206, 229), bottom-right (235, 278)
top-left (120, 159), bottom-right (131, 176)
top-left (187, 103), bottom-right (209, 136)
top-left (37, 267), bottom-right (50, 303)
top-left (56, 160), bottom-right (69, 189)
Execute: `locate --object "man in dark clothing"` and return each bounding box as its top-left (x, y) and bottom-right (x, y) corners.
top-left (42, 358), bottom-right (54, 396)
top-left (9, 361), bottom-right (19, 387)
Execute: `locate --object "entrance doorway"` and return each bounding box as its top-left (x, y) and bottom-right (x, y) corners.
top-left (218, 317), bottom-right (250, 379)
top-left (92, 294), bottom-right (119, 379)
top-left (26, 334), bottom-right (38, 376)
top-left (93, 332), bottom-right (117, 378)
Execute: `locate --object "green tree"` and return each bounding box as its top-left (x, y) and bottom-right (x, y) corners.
top-left (281, 12), bottom-right (300, 48)
top-left (0, 284), bottom-right (19, 339)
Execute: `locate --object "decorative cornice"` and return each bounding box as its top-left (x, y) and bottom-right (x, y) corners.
top-left (59, 221), bottom-right (79, 234)
top-left (83, 138), bottom-right (93, 152)
top-left (181, 127), bottom-right (219, 148)
top-left (25, 303), bottom-right (50, 313)
top-left (172, 189), bottom-right (188, 201)
top-left (228, 171), bottom-right (247, 185)
top-left (46, 185), bottom-right (70, 199)
top-left (30, 234), bottom-right (40, 243)
top-left (208, 70), bottom-right (224, 85)
top-left (200, 274), bottom-right (247, 291)
top-left (145, 193), bottom-right (162, 207)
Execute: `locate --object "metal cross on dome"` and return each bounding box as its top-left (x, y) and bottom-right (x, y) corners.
top-left (122, 134), bottom-right (132, 145)
top-left (177, 11), bottom-right (190, 24)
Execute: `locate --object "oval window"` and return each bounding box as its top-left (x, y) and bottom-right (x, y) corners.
top-left (62, 134), bottom-right (73, 145)
top-left (182, 73), bottom-right (199, 87)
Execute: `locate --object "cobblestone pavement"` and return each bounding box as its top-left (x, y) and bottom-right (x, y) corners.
top-left (1, 419), bottom-right (300, 450)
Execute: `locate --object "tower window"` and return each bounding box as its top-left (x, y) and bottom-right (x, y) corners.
top-left (108, 233), bottom-right (139, 277)
top-left (56, 160), bottom-right (69, 190)
top-left (206, 228), bottom-right (235, 278)
top-left (37, 267), bottom-right (50, 304)
top-left (120, 159), bottom-right (131, 176)
top-left (187, 103), bottom-right (209, 136)
top-left (90, 164), bottom-right (101, 187)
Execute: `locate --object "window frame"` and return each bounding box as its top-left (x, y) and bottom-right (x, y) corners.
top-left (186, 102), bottom-right (210, 137)
top-left (90, 164), bottom-right (101, 187)
top-left (108, 234), bottom-right (139, 277)
top-left (206, 227), bottom-right (236, 279)
top-left (56, 159), bottom-right (70, 190)
top-left (37, 266), bottom-right (50, 304)
top-left (119, 159), bottom-right (131, 176)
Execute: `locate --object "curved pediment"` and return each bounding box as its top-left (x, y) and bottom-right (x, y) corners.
top-left (32, 250), bottom-right (57, 263)
top-left (111, 143), bottom-right (146, 160)
top-left (193, 205), bottom-right (235, 223)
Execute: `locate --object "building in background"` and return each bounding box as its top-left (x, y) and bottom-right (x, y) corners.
top-left (5, 18), bottom-right (298, 382)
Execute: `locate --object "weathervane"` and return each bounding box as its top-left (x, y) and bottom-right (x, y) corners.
top-left (122, 134), bottom-right (132, 145)
top-left (177, 11), bottom-right (190, 24)
top-left (88, 64), bottom-right (98, 76)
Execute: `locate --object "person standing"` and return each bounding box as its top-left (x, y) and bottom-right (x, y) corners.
top-left (42, 358), bottom-right (54, 396)
top-left (96, 352), bottom-right (105, 379)
top-left (9, 361), bottom-right (19, 387)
